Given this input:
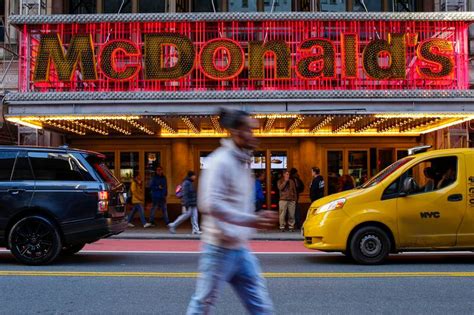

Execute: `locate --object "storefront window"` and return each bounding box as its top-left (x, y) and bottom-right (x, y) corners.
top-left (352, 0), bottom-right (382, 12)
top-left (327, 150), bottom-right (343, 195)
top-left (68, 0), bottom-right (96, 14)
top-left (120, 152), bottom-right (139, 190)
top-left (349, 150), bottom-right (368, 187)
top-left (193, 0), bottom-right (221, 12)
top-left (104, 0), bottom-right (132, 13)
top-left (176, 0), bottom-right (189, 12)
top-left (264, 0), bottom-right (292, 11)
top-left (320, 0), bottom-right (347, 12)
top-left (102, 152), bottom-right (115, 175)
top-left (229, 0), bottom-right (257, 11)
top-left (394, 0), bottom-right (417, 12)
top-left (139, 0), bottom-right (166, 12)
top-left (200, 152), bottom-right (212, 169)
top-left (299, 0), bottom-right (312, 11)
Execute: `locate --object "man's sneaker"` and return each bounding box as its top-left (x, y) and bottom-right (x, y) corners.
top-left (144, 223), bottom-right (153, 228)
top-left (192, 230), bottom-right (202, 235)
top-left (168, 224), bottom-right (176, 234)
top-left (127, 223), bottom-right (135, 228)
top-left (279, 228), bottom-right (286, 232)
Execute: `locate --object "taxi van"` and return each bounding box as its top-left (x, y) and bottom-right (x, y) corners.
top-left (303, 146), bottom-right (474, 264)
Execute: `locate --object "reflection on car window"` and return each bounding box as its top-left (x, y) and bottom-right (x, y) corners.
top-left (28, 152), bottom-right (91, 181)
top-left (362, 157), bottom-right (414, 188)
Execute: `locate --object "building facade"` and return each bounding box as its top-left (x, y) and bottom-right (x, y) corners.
top-left (1, 0), bottom-right (474, 213)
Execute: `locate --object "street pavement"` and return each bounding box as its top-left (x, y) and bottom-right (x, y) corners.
top-left (0, 239), bottom-right (473, 314)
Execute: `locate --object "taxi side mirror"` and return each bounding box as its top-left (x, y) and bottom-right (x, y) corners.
top-left (400, 177), bottom-right (416, 196)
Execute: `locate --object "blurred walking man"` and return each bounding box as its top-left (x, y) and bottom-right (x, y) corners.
top-left (187, 108), bottom-right (278, 315)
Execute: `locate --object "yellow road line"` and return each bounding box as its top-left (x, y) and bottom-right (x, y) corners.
top-left (0, 271), bottom-right (473, 278)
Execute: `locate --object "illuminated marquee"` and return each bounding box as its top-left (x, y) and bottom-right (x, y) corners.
top-left (17, 15), bottom-right (470, 92)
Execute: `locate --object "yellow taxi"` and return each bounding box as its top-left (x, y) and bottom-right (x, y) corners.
top-left (303, 146), bottom-right (474, 264)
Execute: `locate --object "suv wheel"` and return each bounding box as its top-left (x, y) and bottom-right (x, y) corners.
top-left (61, 243), bottom-right (86, 256)
top-left (9, 216), bottom-right (62, 265)
top-left (349, 226), bottom-right (390, 265)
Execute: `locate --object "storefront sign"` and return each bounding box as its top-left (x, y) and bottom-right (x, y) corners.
top-left (17, 15), bottom-right (471, 92)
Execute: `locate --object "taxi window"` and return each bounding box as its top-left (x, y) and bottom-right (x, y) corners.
top-left (383, 156), bottom-right (457, 199)
top-left (362, 157), bottom-right (413, 188)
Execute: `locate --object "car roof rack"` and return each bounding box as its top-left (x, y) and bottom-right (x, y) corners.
top-left (408, 145), bottom-right (432, 156)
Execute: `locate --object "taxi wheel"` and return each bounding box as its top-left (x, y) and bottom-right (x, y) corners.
top-left (349, 226), bottom-right (390, 265)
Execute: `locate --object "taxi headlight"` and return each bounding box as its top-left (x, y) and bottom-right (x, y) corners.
top-left (316, 198), bottom-right (346, 214)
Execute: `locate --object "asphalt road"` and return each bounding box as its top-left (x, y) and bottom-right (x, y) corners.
top-left (0, 248), bottom-right (473, 314)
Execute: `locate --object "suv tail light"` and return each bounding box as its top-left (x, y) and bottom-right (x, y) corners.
top-left (98, 191), bottom-right (109, 213)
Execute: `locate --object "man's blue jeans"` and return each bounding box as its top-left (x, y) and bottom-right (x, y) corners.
top-left (149, 198), bottom-right (169, 225)
top-left (128, 203), bottom-right (147, 226)
top-left (187, 243), bottom-right (274, 315)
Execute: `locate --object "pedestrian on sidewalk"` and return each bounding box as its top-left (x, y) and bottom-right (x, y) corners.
top-left (147, 166), bottom-right (169, 228)
top-left (290, 168), bottom-right (304, 229)
top-left (277, 170), bottom-right (297, 232)
top-left (187, 107), bottom-right (278, 315)
top-left (255, 171), bottom-right (265, 212)
top-left (127, 174), bottom-right (147, 228)
top-left (168, 171), bottom-right (202, 235)
top-left (309, 166), bottom-right (325, 202)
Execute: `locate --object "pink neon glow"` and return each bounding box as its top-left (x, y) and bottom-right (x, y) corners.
top-left (19, 20), bottom-right (470, 92)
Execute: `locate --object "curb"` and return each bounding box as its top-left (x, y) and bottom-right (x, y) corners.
top-left (111, 234), bottom-right (304, 241)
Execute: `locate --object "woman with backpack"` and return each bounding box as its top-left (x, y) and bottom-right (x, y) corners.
top-left (168, 171), bottom-right (202, 234)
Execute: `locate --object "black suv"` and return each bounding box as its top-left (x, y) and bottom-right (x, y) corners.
top-left (0, 146), bottom-right (127, 265)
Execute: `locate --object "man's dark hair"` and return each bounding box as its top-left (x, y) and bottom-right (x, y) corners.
top-left (312, 167), bottom-right (320, 174)
top-left (290, 168), bottom-right (298, 176)
top-left (218, 108), bottom-right (250, 130)
top-left (187, 170), bottom-right (195, 178)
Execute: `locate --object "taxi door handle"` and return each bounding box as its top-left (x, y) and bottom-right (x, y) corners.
top-left (447, 194), bottom-right (463, 202)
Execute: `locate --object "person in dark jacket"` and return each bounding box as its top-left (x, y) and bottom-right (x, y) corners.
top-left (168, 171), bottom-right (201, 234)
top-left (309, 167), bottom-right (325, 202)
top-left (255, 171), bottom-right (265, 212)
top-left (146, 166), bottom-right (169, 228)
top-left (290, 168), bottom-right (304, 229)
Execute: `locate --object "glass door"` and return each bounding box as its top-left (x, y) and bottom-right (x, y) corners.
top-left (120, 152), bottom-right (139, 192)
top-left (327, 150), bottom-right (343, 195)
top-left (144, 152), bottom-right (161, 202)
top-left (377, 149), bottom-right (395, 172)
top-left (269, 151), bottom-right (288, 211)
top-left (348, 150), bottom-right (369, 187)
top-left (102, 152), bottom-right (116, 176)
top-left (251, 151), bottom-right (266, 209)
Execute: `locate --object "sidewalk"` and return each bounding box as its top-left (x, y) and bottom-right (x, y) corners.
top-left (112, 225), bottom-right (304, 241)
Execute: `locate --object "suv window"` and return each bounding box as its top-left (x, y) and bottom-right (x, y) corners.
top-left (28, 152), bottom-right (91, 181)
top-left (12, 153), bottom-right (34, 181)
top-left (85, 154), bottom-right (121, 186)
top-left (0, 151), bottom-right (18, 181)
